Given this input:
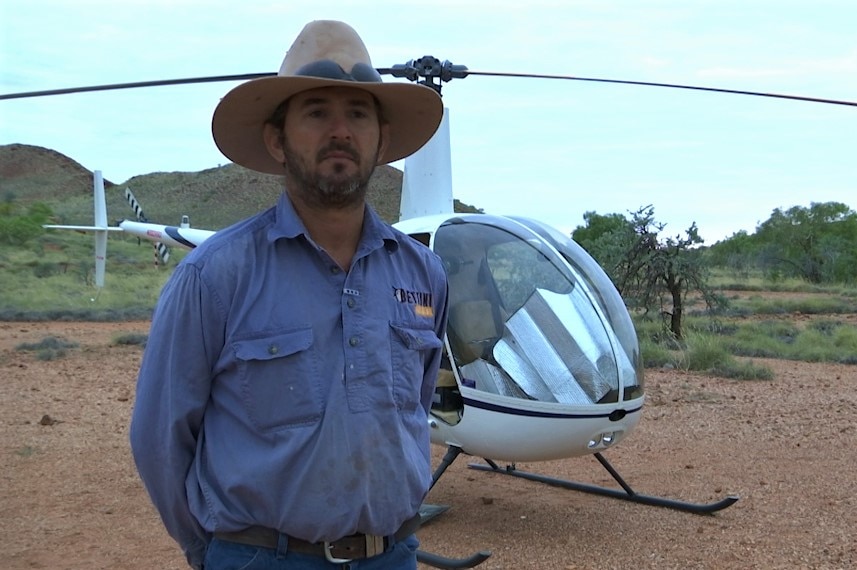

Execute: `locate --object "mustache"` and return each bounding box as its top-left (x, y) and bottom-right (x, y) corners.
top-left (316, 142), bottom-right (359, 163)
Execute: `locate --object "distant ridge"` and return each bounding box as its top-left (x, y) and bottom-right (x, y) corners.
top-left (0, 143), bottom-right (402, 228)
top-left (0, 143), bottom-right (114, 204)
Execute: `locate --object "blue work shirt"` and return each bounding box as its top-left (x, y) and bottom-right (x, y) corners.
top-left (129, 193), bottom-right (448, 568)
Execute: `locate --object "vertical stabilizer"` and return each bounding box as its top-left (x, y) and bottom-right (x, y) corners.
top-left (93, 171), bottom-right (107, 288)
top-left (400, 107), bottom-right (453, 221)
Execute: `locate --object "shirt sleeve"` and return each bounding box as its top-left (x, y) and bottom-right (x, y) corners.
top-left (129, 262), bottom-right (224, 568)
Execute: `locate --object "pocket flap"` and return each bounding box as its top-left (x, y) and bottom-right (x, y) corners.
top-left (391, 323), bottom-right (442, 351)
top-left (233, 328), bottom-right (313, 362)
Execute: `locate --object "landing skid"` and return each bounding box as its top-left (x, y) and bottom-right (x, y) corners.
top-left (419, 503), bottom-right (451, 524)
top-left (469, 452), bottom-right (739, 514)
top-left (417, 445), bottom-right (737, 568)
top-left (416, 503), bottom-right (491, 568)
top-left (416, 550), bottom-right (493, 570)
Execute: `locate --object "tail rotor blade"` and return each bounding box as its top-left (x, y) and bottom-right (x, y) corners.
top-left (155, 242), bottom-right (170, 265)
top-left (123, 187), bottom-right (173, 265)
top-left (124, 187), bottom-right (148, 222)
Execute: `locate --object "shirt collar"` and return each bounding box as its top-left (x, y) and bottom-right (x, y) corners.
top-left (267, 192), bottom-right (400, 254)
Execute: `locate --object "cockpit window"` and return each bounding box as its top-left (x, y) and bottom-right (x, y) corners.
top-left (433, 216), bottom-right (643, 406)
top-left (486, 238), bottom-right (573, 312)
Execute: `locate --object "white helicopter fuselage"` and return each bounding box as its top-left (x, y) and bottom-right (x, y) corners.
top-left (401, 214), bottom-right (645, 461)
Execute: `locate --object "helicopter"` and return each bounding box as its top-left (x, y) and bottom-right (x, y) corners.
top-left (14, 55), bottom-right (856, 569)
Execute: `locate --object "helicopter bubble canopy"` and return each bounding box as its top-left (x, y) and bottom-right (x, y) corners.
top-left (430, 214), bottom-right (644, 407)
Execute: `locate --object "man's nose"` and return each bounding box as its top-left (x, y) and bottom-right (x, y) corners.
top-left (328, 113), bottom-right (352, 140)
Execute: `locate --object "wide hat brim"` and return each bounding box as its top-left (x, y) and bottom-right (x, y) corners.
top-left (211, 76), bottom-right (443, 175)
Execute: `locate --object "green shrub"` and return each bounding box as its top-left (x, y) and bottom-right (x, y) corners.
top-left (713, 360), bottom-right (775, 381)
top-left (639, 337), bottom-right (676, 368)
top-left (16, 335), bottom-right (79, 360)
top-left (791, 329), bottom-right (846, 363)
top-left (684, 334), bottom-right (731, 372)
top-left (113, 333), bottom-right (148, 347)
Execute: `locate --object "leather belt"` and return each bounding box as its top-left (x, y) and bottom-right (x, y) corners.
top-left (213, 513), bottom-right (422, 562)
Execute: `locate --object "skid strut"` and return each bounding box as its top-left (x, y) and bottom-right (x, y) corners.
top-left (469, 452), bottom-right (739, 514)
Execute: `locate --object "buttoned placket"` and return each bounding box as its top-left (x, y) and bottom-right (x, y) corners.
top-left (341, 262), bottom-right (363, 385)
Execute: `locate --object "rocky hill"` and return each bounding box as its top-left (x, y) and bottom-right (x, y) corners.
top-left (0, 144), bottom-right (110, 204)
top-left (0, 143), bottom-right (434, 228)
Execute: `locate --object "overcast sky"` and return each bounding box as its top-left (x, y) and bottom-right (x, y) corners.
top-left (2, 0), bottom-right (856, 243)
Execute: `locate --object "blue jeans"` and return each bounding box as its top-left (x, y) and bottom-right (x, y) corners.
top-left (203, 534), bottom-right (419, 570)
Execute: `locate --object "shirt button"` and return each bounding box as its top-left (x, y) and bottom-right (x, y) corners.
top-left (330, 266), bottom-right (341, 274)
top-left (268, 344), bottom-right (279, 355)
top-left (347, 298), bottom-right (356, 309)
top-left (349, 336), bottom-right (359, 347)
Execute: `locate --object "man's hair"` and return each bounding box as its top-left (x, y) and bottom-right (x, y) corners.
top-left (265, 98), bottom-right (291, 130)
top-left (264, 93), bottom-right (388, 131)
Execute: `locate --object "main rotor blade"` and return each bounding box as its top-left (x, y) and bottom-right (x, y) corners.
top-left (3, 67), bottom-right (855, 108)
top-left (465, 70), bottom-right (857, 108)
top-left (0, 73), bottom-right (275, 100)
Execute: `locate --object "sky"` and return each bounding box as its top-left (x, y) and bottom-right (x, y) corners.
top-left (2, 0), bottom-right (856, 244)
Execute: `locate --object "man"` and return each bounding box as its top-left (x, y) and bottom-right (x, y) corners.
top-left (130, 20), bottom-right (449, 570)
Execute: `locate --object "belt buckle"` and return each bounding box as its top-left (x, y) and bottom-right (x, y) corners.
top-left (323, 534), bottom-right (385, 563)
top-left (323, 541), bottom-right (352, 564)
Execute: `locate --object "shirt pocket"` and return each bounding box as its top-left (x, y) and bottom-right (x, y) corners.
top-left (232, 327), bottom-right (321, 432)
top-left (390, 323), bottom-right (442, 412)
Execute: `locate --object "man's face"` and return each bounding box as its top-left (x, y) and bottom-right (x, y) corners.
top-left (268, 86), bottom-right (388, 209)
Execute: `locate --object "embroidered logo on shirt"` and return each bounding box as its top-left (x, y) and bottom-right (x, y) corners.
top-left (392, 287), bottom-right (434, 318)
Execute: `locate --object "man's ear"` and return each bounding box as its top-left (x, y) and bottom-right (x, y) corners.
top-left (263, 124), bottom-right (286, 164)
top-left (376, 123), bottom-right (391, 165)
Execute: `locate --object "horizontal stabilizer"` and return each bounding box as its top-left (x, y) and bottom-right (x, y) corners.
top-left (43, 225), bottom-right (123, 232)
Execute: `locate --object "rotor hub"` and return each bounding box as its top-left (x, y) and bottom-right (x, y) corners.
top-left (387, 56), bottom-right (468, 94)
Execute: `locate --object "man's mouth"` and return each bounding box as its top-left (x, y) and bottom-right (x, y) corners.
top-left (318, 145), bottom-right (359, 163)
top-left (323, 152), bottom-right (354, 161)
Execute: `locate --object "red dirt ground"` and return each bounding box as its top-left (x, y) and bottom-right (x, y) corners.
top-left (2, 320), bottom-right (855, 569)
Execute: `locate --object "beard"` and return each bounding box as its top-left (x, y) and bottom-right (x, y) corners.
top-left (282, 139), bottom-right (377, 210)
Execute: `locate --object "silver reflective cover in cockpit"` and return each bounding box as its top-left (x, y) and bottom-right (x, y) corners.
top-left (459, 358), bottom-right (530, 399)
top-left (494, 288), bottom-right (634, 404)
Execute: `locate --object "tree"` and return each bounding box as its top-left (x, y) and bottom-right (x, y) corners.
top-left (574, 206), bottom-right (723, 340)
top-left (705, 229), bottom-right (758, 278)
top-left (754, 202), bottom-right (857, 283)
top-left (572, 211), bottom-right (638, 284)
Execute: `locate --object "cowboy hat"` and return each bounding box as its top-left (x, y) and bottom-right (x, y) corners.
top-left (211, 20), bottom-right (443, 174)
